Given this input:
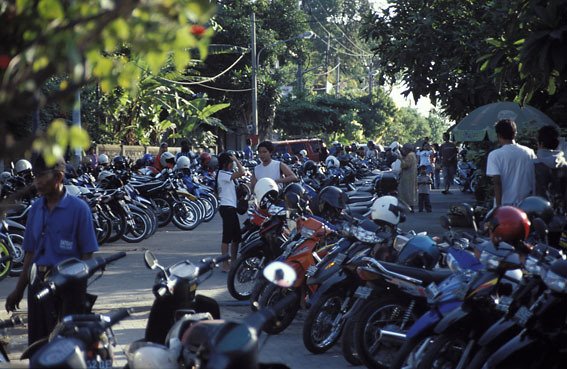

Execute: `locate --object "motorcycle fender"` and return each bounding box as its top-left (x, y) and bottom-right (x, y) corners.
top-left (5, 219), bottom-right (25, 231)
top-left (484, 333), bottom-right (541, 369)
top-left (305, 273), bottom-right (348, 308)
top-left (238, 237), bottom-right (265, 257)
top-left (433, 306), bottom-right (469, 334)
top-left (478, 317), bottom-right (518, 347)
top-left (407, 301), bottom-right (461, 339)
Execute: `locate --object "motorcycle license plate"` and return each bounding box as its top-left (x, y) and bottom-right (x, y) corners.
top-left (514, 306), bottom-right (532, 326)
top-left (426, 282), bottom-right (440, 302)
top-left (354, 286), bottom-right (372, 299)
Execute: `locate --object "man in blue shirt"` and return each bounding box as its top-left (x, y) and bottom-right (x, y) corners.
top-left (5, 155), bottom-right (99, 345)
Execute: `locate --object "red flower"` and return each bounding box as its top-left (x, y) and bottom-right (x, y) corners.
top-left (0, 55), bottom-right (11, 69)
top-left (190, 25), bottom-right (206, 37)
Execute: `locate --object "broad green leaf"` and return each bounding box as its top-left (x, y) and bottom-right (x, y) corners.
top-left (16, 0), bottom-right (32, 14)
top-left (93, 58), bottom-right (113, 77)
top-left (547, 76), bottom-right (557, 95)
top-left (33, 56), bottom-right (49, 72)
top-left (146, 51), bottom-right (167, 74)
top-left (112, 19), bottom-right (130, 40)
top-left (173, 50), bottom-right (191, 69)
top-left (69, 126), bottom-right (91, 149)
top-left (480, 59), bottom-right (489, 72)
top-left (38, 0), bottom-right (64, 20)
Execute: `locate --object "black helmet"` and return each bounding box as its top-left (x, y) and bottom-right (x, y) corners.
top-left (113, 156), bottom-right (126, 169)
top-left (374, 172), bottom-right (398, 196)
top-left (283, 183), bottom-right (305, 198)
top-left (397, 235), bottom-right (440, 270)
top-left (317, 186), bottom-right (347, 219)
top-left (303, 160), bottom-right (317, 175)
top-left (518, 196), bottom-right (554, 224)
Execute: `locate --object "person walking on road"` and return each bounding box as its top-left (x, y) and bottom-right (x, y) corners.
top-left (250, 141), bottom-right (297, 190)
top-left (399, 143), bottom-right (418, 212)
top-left (216, 152), bottom-right (246, 272)
top-left (486, 119), bottom-right (536, 207)
top-left (5, 156), bottom-right (99, 346)
top-left (534, 125), bottom-right (567, 209)
top-left (417, 165), bottom-right (433, 212)
top-left (439, 133), bottom-right (459, 194)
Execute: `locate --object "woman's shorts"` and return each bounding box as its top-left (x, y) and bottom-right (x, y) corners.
top-left (219, 205), bottom-right (242, 244)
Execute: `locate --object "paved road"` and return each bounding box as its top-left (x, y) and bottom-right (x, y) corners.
top-left (0, 186), bottom-right (474, 368)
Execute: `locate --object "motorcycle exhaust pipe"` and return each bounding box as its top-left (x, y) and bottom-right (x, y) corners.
top-left (378, 329), bottom-right (406, 342)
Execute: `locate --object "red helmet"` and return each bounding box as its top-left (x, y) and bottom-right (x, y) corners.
top-left (485, 206), bottom-right (530, 247)
top-left (200, 152), bottom-right (211, 164)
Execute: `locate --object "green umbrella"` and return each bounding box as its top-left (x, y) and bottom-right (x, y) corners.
top-left (451, 101), bottom-right (558, 142)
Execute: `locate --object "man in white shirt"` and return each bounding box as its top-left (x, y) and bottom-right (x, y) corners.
top-left (486, 119), bottom-right (536, 207)
top-left (250, 141), bottom-right (297, 190)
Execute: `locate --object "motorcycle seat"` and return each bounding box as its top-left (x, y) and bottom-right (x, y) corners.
top-left (131, 181), bottom-right (165, 193)
top-left (346, 195), bottom-right (374, 204)
top-left (377, 261), bottom-right (453, 285)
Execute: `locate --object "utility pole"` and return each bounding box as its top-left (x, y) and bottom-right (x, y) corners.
top-left (325, 31), bottom-right (330, 94)
top-left (335, 55), bottom-right (340, 97)
top-left (296, 59), bottom-right (303, 93)
top-left (250, 12), bottom-right (258, 137)
top-left (71, 90), bottom-right (81, 168)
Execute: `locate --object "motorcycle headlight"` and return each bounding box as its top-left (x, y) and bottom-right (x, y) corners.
top-left (543, 269), bottom-right (567, 293)
top-left (393, 235), bottom-right (409, 252)
top-left (524, 256), bottom-right (542, 275)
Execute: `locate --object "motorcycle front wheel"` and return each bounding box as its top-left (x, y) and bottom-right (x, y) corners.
top-left (417, 333), bottom-right (469, 369)
top-left (0, 241), bottom-right (13, 281)
top-left (7, 231), bottom-right (24, 277)
top-left (227, 254), bottom-right (264, 301)
top-left (302, 290), bottom-right (345, 354)
top-left (258, 284), bottom-right (300, 335)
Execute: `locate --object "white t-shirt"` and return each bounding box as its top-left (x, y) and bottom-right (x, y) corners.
top-left (217, 170), bottom-right (237, 207)
top-left (486, 143), bottom-right (537, 206)
top-left (418, 150), bottom-right (432, 166)
top-left (254, 160), bottom-right (281, 182)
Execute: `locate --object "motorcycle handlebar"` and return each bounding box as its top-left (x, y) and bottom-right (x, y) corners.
top-left (104, 251), bottom-right (127, 264)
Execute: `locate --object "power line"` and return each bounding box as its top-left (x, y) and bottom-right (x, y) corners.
top-left (196, 84), bottom-right (252, 92)
top-left (157, 53), bottom-right (246, 86)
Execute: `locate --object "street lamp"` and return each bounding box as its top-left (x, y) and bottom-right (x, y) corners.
top-left (250, 29), bottom-right (314, 139)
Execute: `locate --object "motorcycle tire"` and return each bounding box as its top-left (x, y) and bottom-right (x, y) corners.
top-left (201, 197), bottom-right (216, 223)
top-left (121, 210), bottom-right (150, 243)
top-left (0, 241), bottom-right (12, 281)
top-left (389, 335), bottom-right (435, 369)
top-left (96, 216), bottom-right (113, 245)
top-left (141, 207), bottom-right (158, 237)
top-left (7, 230), bottom-right (24, 277)
top-left (227, 254), bottom-right (264, 301)
top-left (250, 278), bottom-right (269, 311)
top-left (302, 290), bottom-right (345, 354)
top-left (172, 200), bottom-right (201, 231)
top-left (464, 346), bottom-right (494, 369)
top-left (152, 197), bottom-right (174, 227)
top-left (416, 333), bottom-right (469, 369)
top-left (340, 315), bottom-right (361, 365)
top-left (105, 208), bottom-right (127, 244)
top-left (258, 284), bottom-right (300, 335)
top-left (352, 296), bottom-right (418, 369)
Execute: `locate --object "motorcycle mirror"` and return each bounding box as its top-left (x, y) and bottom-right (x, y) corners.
top-left (263, 262), bottom-right (296, 288)
top-left (439, 215), bottom-right (452, 230)
top-left (29, 263), bottom-right (37, 285)
top-left (144, 251), bottom-right (159, 270)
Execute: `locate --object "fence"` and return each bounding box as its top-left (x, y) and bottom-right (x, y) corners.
top-left (95, 144), bottom-right (182, 159)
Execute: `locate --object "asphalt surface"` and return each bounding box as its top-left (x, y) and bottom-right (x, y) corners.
top-left (0, 185), bottom-right (474, 368)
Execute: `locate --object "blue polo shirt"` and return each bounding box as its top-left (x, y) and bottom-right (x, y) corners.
top-left (23, 189), bottom-right (99, 266)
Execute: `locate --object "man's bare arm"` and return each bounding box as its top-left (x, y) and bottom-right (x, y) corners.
top-left (492, 175), bottom-right (502, 207)
top-left (277, 163), bottom-right (298, 184)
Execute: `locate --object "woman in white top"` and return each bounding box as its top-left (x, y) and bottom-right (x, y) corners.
top-left (216, 152), bottom-right (246, 272)
top-left (250, 141), bottom-right (297, 190)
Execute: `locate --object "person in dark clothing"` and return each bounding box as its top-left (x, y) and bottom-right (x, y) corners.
top-left (417, 165), bottom-right (433, 212)
top-left (439, 133), bottom-right (459, 194)
top-left (534, 125), bottom-right (567, 211)
top-left (5, 156), bottom-right (99, 345)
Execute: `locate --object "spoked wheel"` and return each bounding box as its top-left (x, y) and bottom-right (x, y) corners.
top-left (250, 278), bottom-right (269, 311)
top-left (0, 241), bottom-right (13, 281)
top-left (340, 315), bottom-right (361, 365)
top-left (201, 197), bottom-right (216, 222)
top-left (227, 254), bottom-right (264, 301)
top-left (353, 296), bottom-right (418, 369)
top-left (257, 284), bottom-right (300, 335)
top-left (7, 231), bottom-right (24, 277)
top-left (172, 199), bottom-right (201, 230)
top-left (152, 197), bottom-right (173, 227)
top-left (105, 209), bottom-right (127, 244)
top-left (121, 210), bottom-right (150, 243)
top-left (302, 290), bottom-right (345, 354)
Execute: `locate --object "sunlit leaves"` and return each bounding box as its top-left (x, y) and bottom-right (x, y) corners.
top-left (32, 120), bottom-right (91, 166)
top-left (38, 0), bottom-right (64, 20)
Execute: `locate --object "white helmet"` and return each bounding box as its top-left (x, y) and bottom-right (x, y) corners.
top-left (325, 155), bottom-right (339, 168)
top-left (369, 195), bottom-right (409, 226)
top-left (254, 177), bottom-right (279, 209)
top-left (160, 151), bottom-right (175, 167)
top-left (98, 154), bottom-right (110, 165)
top-left (15, 159), bottom-right (32, 174)
top-left (97, 170), bottom-right (114, 183)
top-left (0, 171), bottom-right (12, 184)
top-left (389, 141), bottom-right (400, 151)
top-left (299, 149), bottom-right (307, 157)
top-left (176, 156), bottom-right (191, 170)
